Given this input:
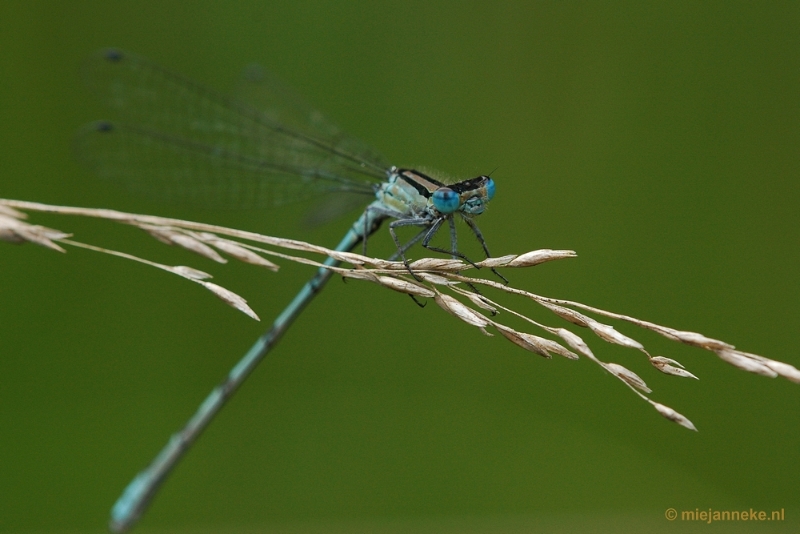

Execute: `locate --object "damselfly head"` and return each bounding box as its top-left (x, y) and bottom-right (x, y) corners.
top-left (448, 175), bottom-right (495, 216)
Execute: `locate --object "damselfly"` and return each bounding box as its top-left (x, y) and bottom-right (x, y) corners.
top-left (77, 49), bottom-right (502, 532)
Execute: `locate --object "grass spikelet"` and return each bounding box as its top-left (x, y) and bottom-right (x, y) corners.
top-left (506, 249), bottom-right (577, 267)
top-left (494, 323), bottom-right (578, 360)
top-left (139, 224), bottom-right (227, 263)
top-left (605, 363), bottom-right (651, 394)
top-left (434, 292), bottom-right (491, 334)
top-left (199, 281), bottom-right (260, 321)
top-left (376, 276), bottom-right (436, 298)
top-left (0, 204), bottom-right (27, 219)
top-left (538, 301), bottom-right (591, 327)
top-left (473, 254), bottom-right (518, 268)
top-left (493, 323), bottom-right (553, 358)
top-left (551, 328), bottom-right (595, 360)
top-left (586, 321), bottom-right (646, 352)
top-left (169, 266), bottom-right (213, 280)
top-left (650, 356), bottom-right (698, 380)
top-left (762, 360), bottom-right (800, 384)
top-left (652, 402), bottom-right (697, 432)
top-left (192, 233), bottom-right (279, 271)
top-left (0, 214), bottom-right (70, 251)
top-left (460, 291), bottom-right (498, 314)
top-left (715, 348), bottom-right (778, 378)
top-left (410, 258), bottom-right (465, 271)
top-left (341, 270), bottom-right (381, 283)
top-left (415, 272), bottom-right (453, 286)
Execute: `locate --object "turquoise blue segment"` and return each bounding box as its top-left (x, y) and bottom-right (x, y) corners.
top-left (485, 177), bottom-right (496, 201)
top-left (432, 187), bottom-right (460, 214)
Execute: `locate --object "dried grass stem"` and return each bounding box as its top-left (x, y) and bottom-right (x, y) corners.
top-left (3, 197), bottom-right (797, 431)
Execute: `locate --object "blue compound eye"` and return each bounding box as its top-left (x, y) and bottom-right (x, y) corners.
top-left (485, 178), bottom-right (496, 201)
top-left (432, 187), bottom-right (460, 214)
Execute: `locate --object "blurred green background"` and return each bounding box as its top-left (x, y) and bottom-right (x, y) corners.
top-left (1, 2), bottom-right (798, 533)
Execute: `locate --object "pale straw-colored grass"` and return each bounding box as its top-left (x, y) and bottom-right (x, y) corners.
top-left (3, 198), bottom-right (798, 432)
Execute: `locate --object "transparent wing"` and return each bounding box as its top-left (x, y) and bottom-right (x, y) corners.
top-left (75, 49), bottom-right (387, 209)
top-left (232, 63), bottom-right (389, 171)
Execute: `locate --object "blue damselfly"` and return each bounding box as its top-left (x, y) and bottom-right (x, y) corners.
top-left (77, 49), bottom-right (502, 532)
